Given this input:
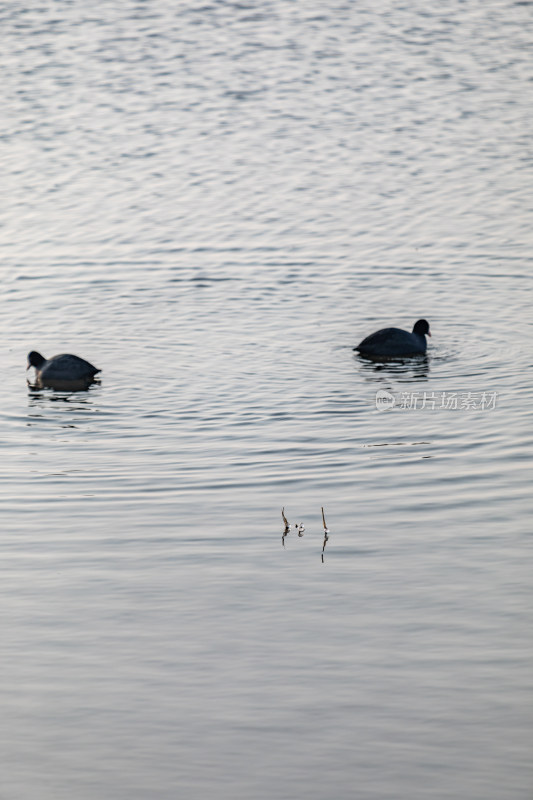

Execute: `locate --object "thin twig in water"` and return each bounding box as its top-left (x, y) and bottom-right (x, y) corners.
top-left (281, 507), bottom-right (290, 547)
top-left (321, 507), bottom-right (329, 562)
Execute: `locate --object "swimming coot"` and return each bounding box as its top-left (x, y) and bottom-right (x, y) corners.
top-left (27, 351), bottom-right (101, 389)
top-left (355, 319), bottom-right (431, 358)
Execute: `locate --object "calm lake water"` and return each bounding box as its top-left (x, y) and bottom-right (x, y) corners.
top-left (2, 1), bottom-right (532, 798)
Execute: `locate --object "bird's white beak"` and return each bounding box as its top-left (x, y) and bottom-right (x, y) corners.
top-left (427, 329), bottom-right (431, 337)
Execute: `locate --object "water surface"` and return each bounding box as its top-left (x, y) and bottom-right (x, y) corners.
top-left (1, 2), bottom-right (532, 798)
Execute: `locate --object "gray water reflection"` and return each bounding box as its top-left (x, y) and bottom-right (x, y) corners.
top-left (27, 386), bottom-right (101, 429)
top-left (357, 353), bottom-right (430, 382)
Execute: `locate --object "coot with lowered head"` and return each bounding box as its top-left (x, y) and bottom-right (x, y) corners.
top-left (27, 351), bottom-right (101, 389)
top-left (355, 319), bottom-right (431, 358)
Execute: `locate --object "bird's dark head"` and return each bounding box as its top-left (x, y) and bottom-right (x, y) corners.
top-left (27, 351), bottom-right (46, 370)
top-left (413, 319), bottom-right (431, 337)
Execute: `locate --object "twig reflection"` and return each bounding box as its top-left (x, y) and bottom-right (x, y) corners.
top-left (281, 507), bottom-right (290, 547)
top-left (321, 506), bottom-right (329, 563)
top-left (280, 506), bottom-right (330, 561)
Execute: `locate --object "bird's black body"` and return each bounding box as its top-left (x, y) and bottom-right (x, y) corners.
top-left (355, 319), bottom-right (431, 358)
top-left (27, 351), bottom-right (100, 389)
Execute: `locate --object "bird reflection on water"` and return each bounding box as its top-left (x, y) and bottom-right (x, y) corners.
top-left (356, 353), bottom-right (430, 382)
top-left (26, 383), bottom-right (101, 430)
top-left (27, 376), bottom-right (101, 393)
